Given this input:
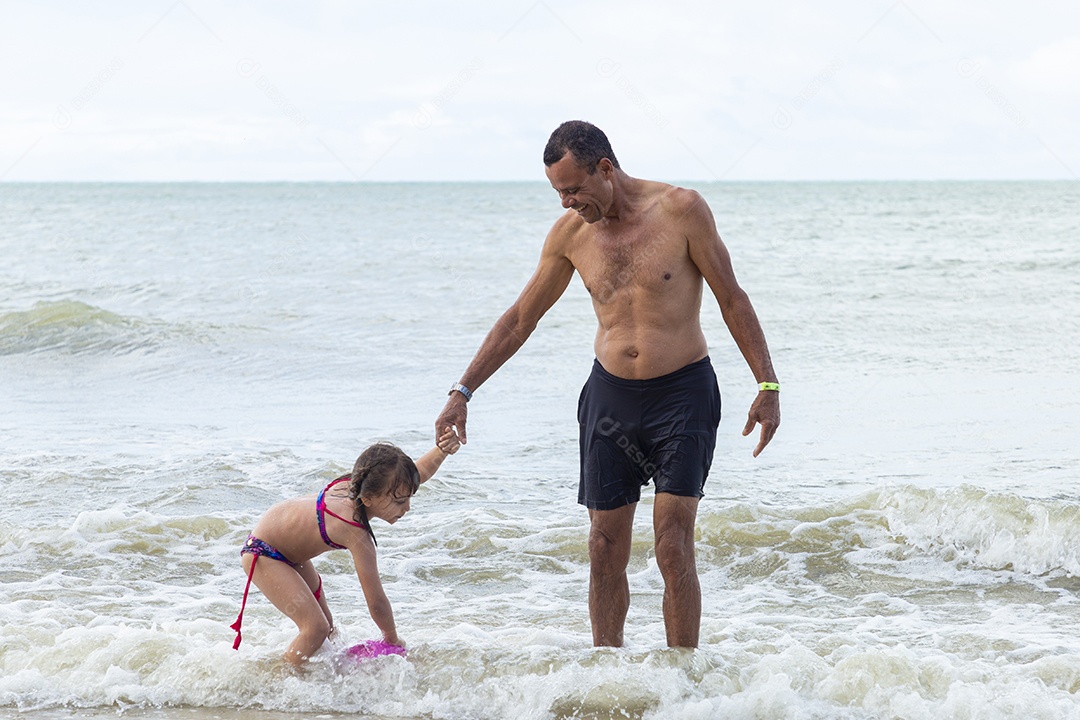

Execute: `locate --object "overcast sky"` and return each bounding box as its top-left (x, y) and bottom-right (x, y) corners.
top-left (2, 1), bottom-right (1078, 182)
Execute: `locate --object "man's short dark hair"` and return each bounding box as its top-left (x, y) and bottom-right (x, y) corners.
top-left (543, 120), bottom-right (620, 173)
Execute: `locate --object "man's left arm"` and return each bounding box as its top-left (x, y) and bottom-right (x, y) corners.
top-left (682, 190), bottom-right (780, 457)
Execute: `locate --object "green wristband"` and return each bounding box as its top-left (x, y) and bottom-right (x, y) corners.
top-left (758, 382), bottom-right (780, 392)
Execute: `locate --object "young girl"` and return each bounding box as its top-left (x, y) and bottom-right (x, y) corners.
top-left (230, 436), bottom-right (457, 665)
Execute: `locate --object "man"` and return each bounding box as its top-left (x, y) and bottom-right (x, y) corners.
top-left (435, 120), bottom-right (780, 648)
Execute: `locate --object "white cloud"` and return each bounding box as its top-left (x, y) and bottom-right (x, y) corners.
top-left (1012, 35), bottom-right (1080, 95)
top-left (1, 0), bottom-right (1078, 181)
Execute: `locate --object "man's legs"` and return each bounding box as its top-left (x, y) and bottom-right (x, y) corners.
top-left (653, 493), bottom-right (700, 648)
top-left (588, 502), bottom-right (637, 647)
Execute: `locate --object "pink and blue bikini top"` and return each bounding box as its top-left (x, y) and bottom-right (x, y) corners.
top-left (317, 475), bottom-right (376, 547)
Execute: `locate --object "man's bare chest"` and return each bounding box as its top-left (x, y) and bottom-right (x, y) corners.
top-left (571, 226), bottom-right (686, 302)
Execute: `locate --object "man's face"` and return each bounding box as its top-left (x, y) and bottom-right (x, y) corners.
top-left (545, 153), bottom-right (613, 224)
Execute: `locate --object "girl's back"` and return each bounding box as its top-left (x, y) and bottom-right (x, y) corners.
top-left (250, 486), bottom-right (369, 564)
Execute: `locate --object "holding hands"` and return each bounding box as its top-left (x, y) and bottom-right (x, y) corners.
top-left (437, 428), bottom-right (461, 456)
top-left (436, 390), bottom-right (468, 448)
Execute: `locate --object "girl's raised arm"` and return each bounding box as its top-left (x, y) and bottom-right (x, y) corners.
top-left (414, 431), bottom-right (460, 483)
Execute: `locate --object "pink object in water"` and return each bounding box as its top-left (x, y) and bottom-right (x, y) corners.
top-left (345, 640), bottom-right (407, 660)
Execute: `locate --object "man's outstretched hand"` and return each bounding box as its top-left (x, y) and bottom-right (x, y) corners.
top-left (436, 392), bottom-right (469, 447)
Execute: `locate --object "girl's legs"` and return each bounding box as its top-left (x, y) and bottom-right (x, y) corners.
top-left (242, 554), bottom-right (331, 665)
top-left (295, 559), bottom-right (335, 639)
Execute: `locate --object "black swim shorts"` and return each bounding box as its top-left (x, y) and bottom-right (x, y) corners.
top-left (577, 356), bottom-right (722, 511)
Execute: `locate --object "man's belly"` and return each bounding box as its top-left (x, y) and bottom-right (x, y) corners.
top-left (594, 326), bottom-right (709, 380)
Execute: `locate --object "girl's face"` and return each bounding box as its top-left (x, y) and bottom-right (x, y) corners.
top-left (363, 488), bottom-right (412, 525)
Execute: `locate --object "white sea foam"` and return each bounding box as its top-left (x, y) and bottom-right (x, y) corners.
top-left (5, 477), bottom-right (1080, 717)
top-left (876, 484), bottom-right (1080, 577)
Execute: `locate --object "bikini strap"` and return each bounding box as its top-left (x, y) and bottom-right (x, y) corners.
top-left (322, 481), bottom-right (364, 527)
top-left (317, 475), bottom-right (377, 547)
top-left (327, 475), bottom-right (351, 491)
top-left (230, 554), bottom-right (259, 649)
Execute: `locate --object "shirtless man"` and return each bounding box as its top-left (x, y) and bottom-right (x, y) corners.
top-left (435, 121), bottom-right (780, 648)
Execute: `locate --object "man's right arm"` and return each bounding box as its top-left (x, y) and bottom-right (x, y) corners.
top-left (436, 220), bottom-right (577, 445)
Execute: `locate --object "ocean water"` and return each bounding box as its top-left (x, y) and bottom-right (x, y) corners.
top-left (1, 181), bottom-right (1079, 720)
